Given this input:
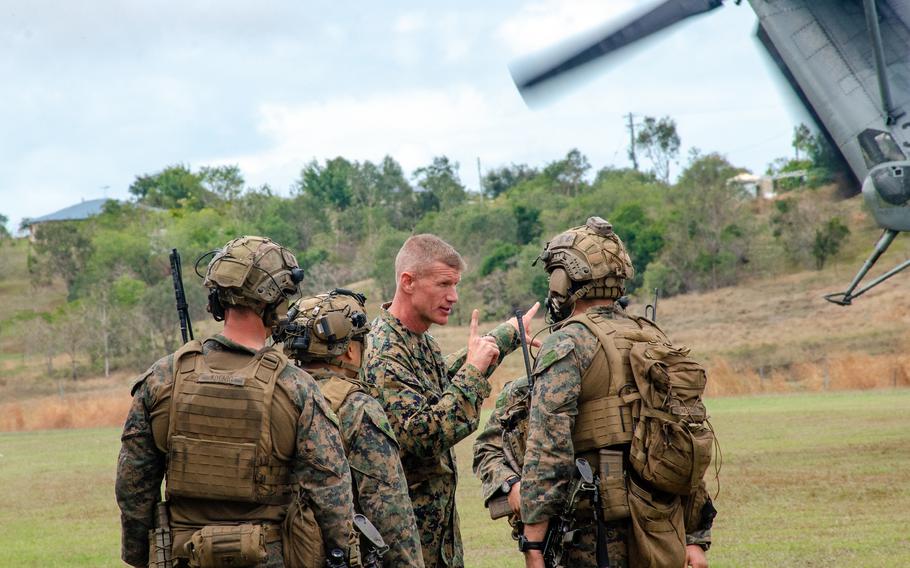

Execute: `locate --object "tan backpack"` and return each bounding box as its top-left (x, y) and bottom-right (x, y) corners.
top-left (628, 340), bottom-right (714, 496)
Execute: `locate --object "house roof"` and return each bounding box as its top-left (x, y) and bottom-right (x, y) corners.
top-left (23, 198), bottom-right (113, 226)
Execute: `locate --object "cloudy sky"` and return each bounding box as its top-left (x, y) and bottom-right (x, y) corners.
top-left (0, 0), bottom-right (810, 233)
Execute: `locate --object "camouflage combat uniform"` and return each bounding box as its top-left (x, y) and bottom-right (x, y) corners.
top-left (519, 306), bottom-right (714, 567)
top-left (116, 335), bottom-right (356, 567)
top-left (308, 368), bottom-right (425, 567)
top-left (472, 375), bottom-right (529, 505)
top-left (363, 306), bottom-right (519, 568)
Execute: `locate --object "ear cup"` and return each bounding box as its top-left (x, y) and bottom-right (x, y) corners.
top-left (208, 289), bottom-right (226, 322)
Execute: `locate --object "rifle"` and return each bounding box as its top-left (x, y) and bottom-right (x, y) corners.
top-left (485, 309), bottom-right (537, 520)
top-left (542, 458), bottom-right (595, 568)
top-left (323, 515), bottom-right (387, 568)
top-left (591, 460), bottom-right (611, 568)
top-left (514, 308), bottom-right (535, 388)
top-left (170, 248), bottom-right (194, 344)
top-left (325, 549), bottom-right (346, 568)
top-left (354, 514), bottom-right (389, 568)
top-left (644, 287), bottom-right (659, 321)
top-left (147, 501), bottom-right (172, 568)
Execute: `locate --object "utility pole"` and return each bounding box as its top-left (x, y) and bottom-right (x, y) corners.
top-left (476, 157), bottom-right (484, 201)
top-left (626, 113), bottom-right (638, 171)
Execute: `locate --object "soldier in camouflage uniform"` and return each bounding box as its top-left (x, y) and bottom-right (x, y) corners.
top-left (116, 236), bottom-right (357, 568)
top-left (362, 233), bottom-right (540, 568)
top-left (277, 288), bottom-right (425, 567)
top-left (517, 218), bottom-right (716, 568)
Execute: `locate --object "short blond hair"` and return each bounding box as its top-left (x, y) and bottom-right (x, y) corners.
top-left (395, 234), bottom-right (466, 282)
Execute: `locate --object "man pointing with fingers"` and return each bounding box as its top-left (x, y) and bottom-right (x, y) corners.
top-left (364, 233), bottom-right (539, 568)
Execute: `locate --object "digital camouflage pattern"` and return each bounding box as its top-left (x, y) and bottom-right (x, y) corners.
top-left (116, 335), bottom-right (356, 567)
top-left (308, 368), bottom-right (425, 567)
top-left (363, 306), bottom-right (519, 568)
top-left (520, 305), bottom-right (712, 566)
top-left (472, 376), bottom-right (528, 503)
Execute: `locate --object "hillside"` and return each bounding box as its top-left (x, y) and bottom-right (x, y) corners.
top-left (2, 188), bottom-right (910, 430)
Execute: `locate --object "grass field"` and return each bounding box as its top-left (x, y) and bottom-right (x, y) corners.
top-left (1, 390), bottom-right (908, 567)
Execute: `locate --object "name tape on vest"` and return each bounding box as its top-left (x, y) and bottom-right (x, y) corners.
top-left (197, 373), bottom-right (246, 386)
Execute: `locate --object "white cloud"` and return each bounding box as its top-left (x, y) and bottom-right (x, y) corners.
top-left (234, 87), bottom-right (494, 186)
top-left (496, 0), bottom-right (639, 55)
top-left (395, 12), bottom-right (427, 34)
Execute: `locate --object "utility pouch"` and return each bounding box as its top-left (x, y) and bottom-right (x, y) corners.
top-left (627, 477), bottom-right (686, 568)
top-left (281, 495), bottom-right (324, 568)
top-left (488, 494), bottom-right (513, 520)
top-left (186, 524), bottom-right (266, 568)
top-left (597, 449), bottom-right (630, 521)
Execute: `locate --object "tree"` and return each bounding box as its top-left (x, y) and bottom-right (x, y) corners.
top-left (482, 164), bottom-right (538, 199)
top-left (128, 164), bottom-right (215, 210)
top-left (512, 204), bottom-right (543, 245)
top-left (635, 116), bottom-right (681, 184)
top-left (792, 123), bottom-right (813, 161)
top-left (610, 203), bottom-right (664, 291)
top-left (542, 149), bottom-right (590, 196)
top-left (200, 165), bottom-right (245, 201)
top-left (296, 157), bottom-right (355, 210)
top-left (812, 217), bottom-right (850, 269)
top-left (28, 220), bottom-right (94, 299)
top-left (0, 213), bottom-right (10, 240)
top-left (413, 156), bottom-right (467, 214)
top-left (646, 152), bottom-right (752, 294)
top-left (479, 242), bottom-right (520, 276)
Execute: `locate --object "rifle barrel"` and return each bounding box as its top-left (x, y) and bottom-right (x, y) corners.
top-left (170, 248), bottom-right (194, 343)
top-left (514, 309), bottom-right (534, 388)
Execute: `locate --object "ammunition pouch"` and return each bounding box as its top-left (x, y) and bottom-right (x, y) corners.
top-left (627, 477), bottom-right (686, 568)
top-left (186, 524), bottom-right (272, 568)
top-left (597, 449), bottom-right (630, 522)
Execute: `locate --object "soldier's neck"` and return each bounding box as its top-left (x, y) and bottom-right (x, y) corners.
top-left (388, 296), bottom-right (431, 334)
top-left (222, 308), bottom-right (269, 350)
top-left (571, 298), bottom-right (615, 316)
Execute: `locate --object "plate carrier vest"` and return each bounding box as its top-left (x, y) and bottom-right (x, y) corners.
top-left (165, 340), bottom-right (294, 505)
top-left (560, 310), bottom-right (667, 454)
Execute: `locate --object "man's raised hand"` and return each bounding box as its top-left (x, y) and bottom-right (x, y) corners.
top-left (466, 309), bottom-right (500, 374)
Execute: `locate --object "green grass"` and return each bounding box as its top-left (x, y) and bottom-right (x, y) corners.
top-left (2, 391), bottom-right (909, 567)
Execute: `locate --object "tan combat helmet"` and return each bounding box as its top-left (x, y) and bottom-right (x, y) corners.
top-left (536, 216), bottom-right (634, 322)
top-left (278, 288), bottom-right (370, 371)
top-left (204, 235), bottom-right (305, 324)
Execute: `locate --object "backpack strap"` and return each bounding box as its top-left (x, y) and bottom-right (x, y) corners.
top-left (318, 375), bottom-right (361, 415)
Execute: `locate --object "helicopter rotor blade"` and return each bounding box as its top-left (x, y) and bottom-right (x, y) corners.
top-left (512, 0), bottom-right (724, 96)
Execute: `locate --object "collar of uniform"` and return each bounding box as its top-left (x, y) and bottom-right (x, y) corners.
top-left (307, 367), bottom-right (343, 382)
top-left (586, 304), bottom-right (619, 319)
top-left (378, 303), bottom-right (429, 355)
top-left (205, 333), bottom-right (260, 356)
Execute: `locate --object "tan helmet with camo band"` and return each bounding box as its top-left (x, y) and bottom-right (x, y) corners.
top-left (277, 288), bottom-right (370, 372)
top-left (203, 235), bottom-right (304, 325)
top-left (536, 216), bottom-right (634, 322)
